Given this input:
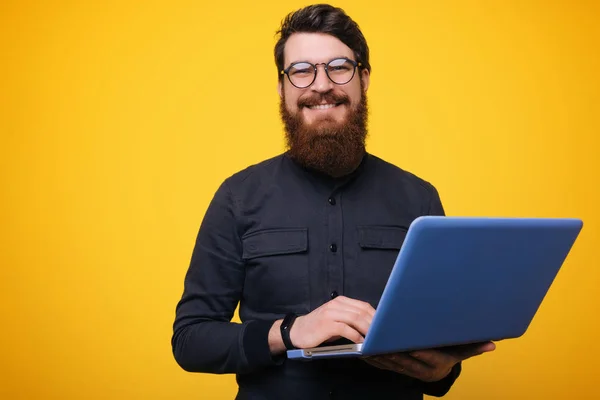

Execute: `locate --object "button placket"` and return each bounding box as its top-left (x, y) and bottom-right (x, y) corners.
top-left (326, 191), bottom-right (343, 303)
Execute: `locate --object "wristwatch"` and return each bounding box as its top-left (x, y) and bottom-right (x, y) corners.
top-left (280, 313), bottom-right (298, 350)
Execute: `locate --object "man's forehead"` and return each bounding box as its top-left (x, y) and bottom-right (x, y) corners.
top-left (284, 32), bottom-right (354, 65)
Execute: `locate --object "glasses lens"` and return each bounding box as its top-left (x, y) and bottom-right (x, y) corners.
top-left (327, 58), bottom-right (356, 84)
top-left (288, 62), bottom-right (315, 88)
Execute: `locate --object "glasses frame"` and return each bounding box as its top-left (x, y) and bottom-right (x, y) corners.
top-left (280, 57), bottom-right (362, 89)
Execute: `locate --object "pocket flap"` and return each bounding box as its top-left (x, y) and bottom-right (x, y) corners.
top-left (358, 226), bottom-right (408, 250)
top-left (242, 228), bottom-right (308, 260)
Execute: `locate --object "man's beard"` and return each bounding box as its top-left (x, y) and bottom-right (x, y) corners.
top-left (280, 90), bottom-right (368, 178)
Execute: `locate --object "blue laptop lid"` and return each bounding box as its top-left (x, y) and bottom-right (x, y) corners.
top-left (361, 216), bottom-right (583, 356)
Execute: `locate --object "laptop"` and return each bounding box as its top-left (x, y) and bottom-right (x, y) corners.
top-left (287, 216), bottom-right (583, 360)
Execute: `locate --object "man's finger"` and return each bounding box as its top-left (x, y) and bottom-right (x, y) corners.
top-left (443, 341), bottom-right (496, 360)
top-left (331, 322), bottom-right (364, 344)
top-left (372, 354), bottom-right (433, 379)
top-left (409, 349), bottom-right (457, 368)
top-left (363, 357), bottom-right (394, 371)
top-left (332, 296), bottom-right (376, 319)
top-left (366, 356), bottom-right (405, 372)
top-left (329, 299), bottom-right (376, 324)
top-left (388, 353), bottom-right (432, 375)
top-left (324, 308), bottom-right (372, 336)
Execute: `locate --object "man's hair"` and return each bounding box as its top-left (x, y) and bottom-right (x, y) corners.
top-left (274, 4), bottom-right (371, 81)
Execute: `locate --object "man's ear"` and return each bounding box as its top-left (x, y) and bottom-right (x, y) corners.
top-left (361, 69), bottom-right (370, 93)
top-left (278, 81), bottom-right (283, 98)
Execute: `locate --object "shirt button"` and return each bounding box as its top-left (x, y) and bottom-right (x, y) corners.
top-left (329, 243), bottom-right (337, 252)
top-left (330, 290), bottom-right (338, 299)
top-left (328, 197), bottom-right (336, 205)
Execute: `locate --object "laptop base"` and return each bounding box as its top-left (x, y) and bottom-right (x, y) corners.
top-left (287, 343), bottom-right (364, 360)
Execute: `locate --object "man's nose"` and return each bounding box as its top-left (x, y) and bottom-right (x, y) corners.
top-left (310, 65), bottom-right (334, 93)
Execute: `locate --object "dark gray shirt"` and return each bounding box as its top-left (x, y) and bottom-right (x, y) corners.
top-left (172, 152), bottom-right (461, 399)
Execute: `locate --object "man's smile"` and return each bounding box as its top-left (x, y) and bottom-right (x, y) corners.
top-left (306, 103), bottom-right (339, 110)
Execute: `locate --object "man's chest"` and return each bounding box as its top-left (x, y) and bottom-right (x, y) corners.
top-left (238, 187), bottom-right (421, 314)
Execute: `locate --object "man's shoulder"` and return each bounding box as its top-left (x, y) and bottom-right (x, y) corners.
top-left (222, 153), bottom-right (285, 187)
top-left (367, 153), bottom-right (437, 193)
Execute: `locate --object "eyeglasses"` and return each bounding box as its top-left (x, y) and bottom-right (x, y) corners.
top-left (281, 57), bottom-right (362, 89)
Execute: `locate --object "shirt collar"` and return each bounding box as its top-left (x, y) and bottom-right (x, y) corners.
top-left (283, 150), bottom-right (371, 189)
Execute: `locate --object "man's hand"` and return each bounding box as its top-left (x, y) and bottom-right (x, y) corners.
top-left (363, 341), bottom-right (496, 382)
top-left (269, 296), bottom-right (375, 354)
top-left (291, 295), bottom-right (376, 348)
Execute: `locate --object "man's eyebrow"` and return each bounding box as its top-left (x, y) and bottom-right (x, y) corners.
top-left (287, 55), bottom-right (352, 66)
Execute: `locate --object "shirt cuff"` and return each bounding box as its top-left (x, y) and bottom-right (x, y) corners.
top-left (242, 320), bottom-right (285, 369)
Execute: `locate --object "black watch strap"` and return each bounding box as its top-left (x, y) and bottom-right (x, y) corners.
top-left (280, 313), bottom-right (298, 350)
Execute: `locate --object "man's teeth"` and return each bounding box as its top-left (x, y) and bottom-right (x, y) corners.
top-left (308, 104), bottom-right (337, 110)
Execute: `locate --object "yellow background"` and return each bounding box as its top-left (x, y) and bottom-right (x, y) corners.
top-left (1, 0), bottom-right (598, 399)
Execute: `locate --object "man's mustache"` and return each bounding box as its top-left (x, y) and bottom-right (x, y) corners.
top-left (298, 93), bottom-right (350, 108)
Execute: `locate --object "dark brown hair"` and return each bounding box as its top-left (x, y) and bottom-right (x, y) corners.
top-left (274, 4), bottom-right (371, 81)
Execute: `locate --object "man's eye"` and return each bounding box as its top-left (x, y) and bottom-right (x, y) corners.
top-left (291, 69), bottom-right (312, 75)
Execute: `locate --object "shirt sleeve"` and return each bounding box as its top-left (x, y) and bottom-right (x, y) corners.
top-left (171, 179), bottom-right (283, 374)
top-left (419, 362), bottom-right (462, 397)
top-left (426, 183), bottom-right (446, 217)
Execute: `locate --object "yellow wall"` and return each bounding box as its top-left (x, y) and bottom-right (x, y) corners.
top-left (1, 1), bottom-right (598, 399)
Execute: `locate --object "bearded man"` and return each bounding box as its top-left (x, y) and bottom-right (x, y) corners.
top-left (172, 4), bottom-right (494, 399)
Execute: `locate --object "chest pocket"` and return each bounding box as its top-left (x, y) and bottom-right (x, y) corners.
top-left (354, 225), bottom-right (408, 306)
top-left (358, 226), bottom-right (407, 250)
top-left (242, 228), bottom-right (309, 313)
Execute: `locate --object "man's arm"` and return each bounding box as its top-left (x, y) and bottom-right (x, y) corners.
top-left (171, 180), bottom-right (282, 374)
top-left (426, 183), bottom-right (445, 217)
